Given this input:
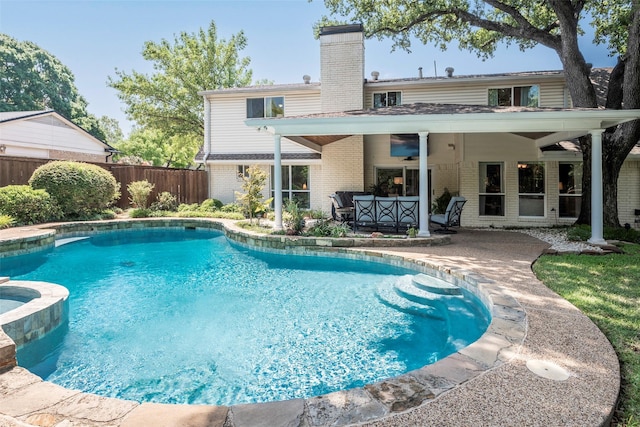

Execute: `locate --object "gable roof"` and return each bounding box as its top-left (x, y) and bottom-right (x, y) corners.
top-left (0, 110), bottom-right (114, 152)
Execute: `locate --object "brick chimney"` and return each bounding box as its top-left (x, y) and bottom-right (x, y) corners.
top-left (319, 24), bottom-right (365, 113)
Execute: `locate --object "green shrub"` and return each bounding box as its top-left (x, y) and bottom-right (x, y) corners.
top-left (568, 224), bottom-right (640, 244)
top-left (150, 191), bottom-right (178, 211)
top-left (127, 180), bottom-right (154, 209)
top-left (220, 202), bottom-right (244, 214)
top-left (0, 214), bottom-right (15, 229)
top-left (29, 161), bottom-right (120, 218)
top-left (198, 198), bottom-right (223, 212)
top-left (129, 208), bottom-right (152, 218)
top-left (283, 199), bottom-right (304, 235)
top-left (177, 203), bottom-right (199, 212)
top-left (0, 185), bottom-right (62, 225)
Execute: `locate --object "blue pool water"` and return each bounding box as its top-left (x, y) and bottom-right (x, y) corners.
top-left (1, 228), bottom-right (490, 406)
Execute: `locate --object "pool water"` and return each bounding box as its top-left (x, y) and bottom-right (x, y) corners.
top-left (0, 296), bottom-right (28, 314)
top-left (2, 228), bottom-right (490, 406)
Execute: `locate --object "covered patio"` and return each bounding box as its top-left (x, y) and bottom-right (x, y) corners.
top-left (246, 103), bottom-right (640, 243)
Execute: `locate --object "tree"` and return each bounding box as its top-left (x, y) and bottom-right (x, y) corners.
top-left (114, 127), bottom-right (199, 168)
top-left (235, 165), bottom-right (273, 224)
top-left (318, 0), bottom-right (640, 227)
top-left (0, 33), bottom-right (106, 141)
top-left (108, 20), bottom-right (253, 142)
top-left (97, 116), bottom-right (124, 146)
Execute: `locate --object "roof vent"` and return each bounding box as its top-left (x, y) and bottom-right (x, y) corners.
top-left (445, 67), bottom-right (454, 78)
top-left (371, 71), bottom-right (380, 81)
top-left (418, 67), bottom-right (423, 79)
top-left (303, 75), bottom-right (311, 84)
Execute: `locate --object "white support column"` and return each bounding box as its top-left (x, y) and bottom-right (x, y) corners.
top-left (273, 134), bottom-right (283, 231)
top-left (418, 132), bottom-right (431, 237)
top-left (588, 129), bottom-right (606, 245)
top-left (203, 97), bottom-right (212, 198)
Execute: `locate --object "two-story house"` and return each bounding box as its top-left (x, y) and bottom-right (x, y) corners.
top-left (198, 24), bottom-right (640, 241)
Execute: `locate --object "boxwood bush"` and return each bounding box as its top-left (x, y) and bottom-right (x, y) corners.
top-left (29, 161), bottom-right (120, 218)
top-left (0, 185), bottom-right (62, 225)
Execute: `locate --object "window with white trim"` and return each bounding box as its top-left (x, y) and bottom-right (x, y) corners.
top-left (271, 165), bottom-right (310, 208)
top-left (246, 96), bottom-right (284, 118)
top-left (373, 91), bottom-right (401, 108)
top-left (488, 85), bottom-right (539, 107)
top-left (479, 162), bottom-right (505, 216)
top-left (559, 162), bottom-right (582, 218)
top-left (518, 162), bottom-right (545, 217)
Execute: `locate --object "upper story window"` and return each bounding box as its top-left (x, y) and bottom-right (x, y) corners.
top-left (246, 96), bottom-right (284, 118)
top-left (488, 85), bottom-right (539, 107)
top-left (373, 91), bottom-right (401, 108)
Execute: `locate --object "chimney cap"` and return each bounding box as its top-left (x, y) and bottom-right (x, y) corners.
top-left (320, 24), bottom-right (364, 36)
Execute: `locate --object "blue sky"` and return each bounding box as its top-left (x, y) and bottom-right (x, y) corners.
top-left (1, 0), bottom-right (616, 136)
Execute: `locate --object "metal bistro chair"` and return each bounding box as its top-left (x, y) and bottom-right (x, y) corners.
top-left (353, 194), bottom-right (376, 232)
top-left (430, 196), bottom-right (466, 233)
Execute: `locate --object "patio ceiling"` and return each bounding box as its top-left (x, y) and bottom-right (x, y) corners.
top-left (246, 103), bottom-right (640, 152)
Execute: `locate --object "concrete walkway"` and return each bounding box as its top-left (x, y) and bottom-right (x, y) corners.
top-left (0, 226), bottom-right (619, 426)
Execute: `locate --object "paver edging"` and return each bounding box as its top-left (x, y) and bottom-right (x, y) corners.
top-left (0, 219), bottom-right (542, 426)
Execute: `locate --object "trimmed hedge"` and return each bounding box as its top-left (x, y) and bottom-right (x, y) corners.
top-left (0, 185), bottom-right (62, 225)
top-left (29, 161), bottom-right (120, 217)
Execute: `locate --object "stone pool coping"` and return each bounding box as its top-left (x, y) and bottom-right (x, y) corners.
top-left (0, 219), bottom-right (620, 427)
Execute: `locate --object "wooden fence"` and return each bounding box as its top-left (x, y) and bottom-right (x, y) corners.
top-left (0, 156), bottom-right (208, 209)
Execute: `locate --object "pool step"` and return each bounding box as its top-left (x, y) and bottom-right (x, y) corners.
top-left (0, 277), bottom-right (9, 284)
top-left (55, 237), bottom-right (90, 247)
top-left (395, 277), bottom-right (460, 306)
top-left (376, 280), bottom-right (445, 320)
top-left (412, 273), bottom-right (462, 295)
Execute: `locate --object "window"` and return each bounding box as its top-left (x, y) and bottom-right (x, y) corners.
top-left (488, 85), bottom-right (539, 107)
top-left (246, 96), bottom-right (284, 118)
top-left (559, 162), bottom-right (582, 218)
top-left (373, 91), bottom-right (401, 108)
top-left (518, 162), bottom-right (545, 217)
top-left (479, 163), bottom-right (504, 216)
top-left (236, 165), bottom-right (250, 180)
top-left (271, 165), bottom-right (310, 208)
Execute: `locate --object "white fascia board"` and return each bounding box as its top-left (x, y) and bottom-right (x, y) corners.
top-left (366, 73), bottom-right (565, 90)
top-left (248, 110), bottom-right (640, 137)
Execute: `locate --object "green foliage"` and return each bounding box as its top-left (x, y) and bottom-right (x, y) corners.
top-left (199, 198), bottom-right (223, 212)
top-left (567, 224), bottom-right (640, 244)
top-left (534, 244), bottom-right (640, 425)
top-left (219, 202), bottom-right (244, 214)
top-left (108, 20), bottom-right (252, 141)
top-left (0, 185), bottom-right (61, 225)
top-left (0, 33), bottom-right (105, 140)
top-left (150, 191), bottom-right (178, 211)
top-left (29, 161), bottom-right (119, 218)
top-left (283, 199), bottom-right (305, 235)
top-left (235, 165), bottom-right (272, 223)
top-left (0, 214), bottom-right (14, 229)
top-left (176, 210), bottom-right (244, 220)
top-left (432, 188), bottom-right (455, 214)
top-left (97, 115), bottom-right (124, 146)
top-left (305, 209), bottom-right (326, 219)
top-left (127, 180), bottom-right (155, 209)
top-left (129, 208), bottom-right (152, 218)
top-left (114, 128), bottom-right (200, 168)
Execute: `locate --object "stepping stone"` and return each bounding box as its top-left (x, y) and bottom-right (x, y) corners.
top-left (412, 274), bottom-right (462, 295)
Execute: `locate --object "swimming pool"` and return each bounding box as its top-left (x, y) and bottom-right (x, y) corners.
top-left (2, 228), bottom-right (490, 406)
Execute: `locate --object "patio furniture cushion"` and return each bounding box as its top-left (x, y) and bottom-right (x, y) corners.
top-left (430, 196), bottom-right (466, 233)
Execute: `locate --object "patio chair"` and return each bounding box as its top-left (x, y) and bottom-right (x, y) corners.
top-left (375, 197), bottom-right (398, 231)
top-left (353, 195), bottom-right (376, 231)
top-left (397, 196), bottom-right (419, 230)
top-left (430, 196), bottom-right (466, 233)
top-left (329, 194), bottom-right (354, 223)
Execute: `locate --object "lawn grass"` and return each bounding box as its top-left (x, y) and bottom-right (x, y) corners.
top-left (533, 244), bottom-right (640, 426)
